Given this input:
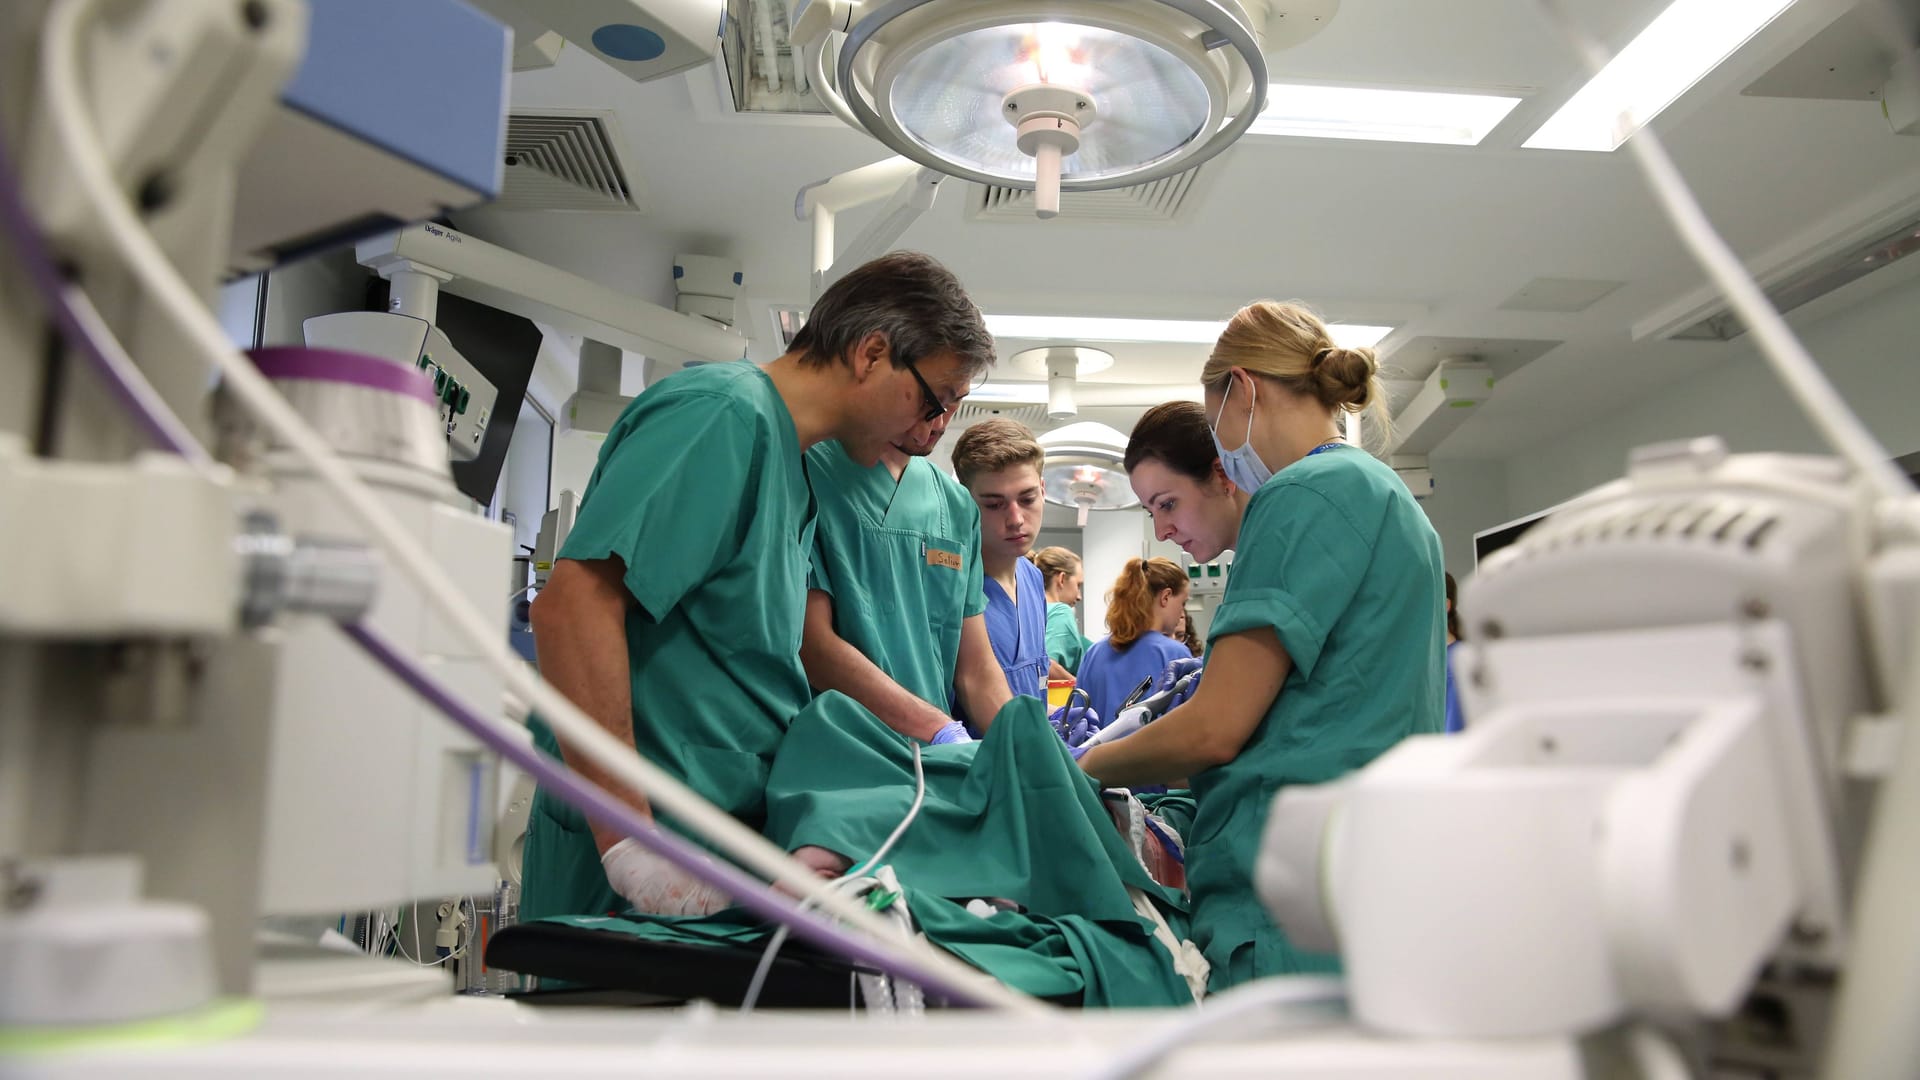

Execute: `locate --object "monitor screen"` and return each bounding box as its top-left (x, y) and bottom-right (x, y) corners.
top-left (1472, 509), bottom-right (1550, 567)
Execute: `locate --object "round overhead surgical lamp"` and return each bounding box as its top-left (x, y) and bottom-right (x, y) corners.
top-left (790, 1), bottom-right (1320, 218)
top-left (1010, 345), bottom-right (1114, 420)
top-left (1037, 420), bottom-right (1138, 526)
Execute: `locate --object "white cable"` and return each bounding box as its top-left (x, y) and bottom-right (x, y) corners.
top-left (36, 0), bottom-right (1037, 1016)
top-left (741, 740), bottom-right (926, 1013)
top-left (1533, 0), bottom-right (1912, 503)
top-left (1084, 976), bottom-right (1347, 1080)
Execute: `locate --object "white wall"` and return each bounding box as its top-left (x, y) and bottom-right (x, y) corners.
top-left (1503, 273), bottom-right (1920, 516)
top-left (1081, 509), bottom-right (1149, 641)
top-left (1420, 460), bottom-right (1511, 579)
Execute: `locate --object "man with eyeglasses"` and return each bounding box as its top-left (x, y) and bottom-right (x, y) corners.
top-left (799, 314), bottom-right (1014, 748)
top-left (521, 251), bottom-right (997, 921)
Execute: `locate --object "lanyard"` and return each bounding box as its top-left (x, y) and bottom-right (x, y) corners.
top-left (1306, 440), bottom-right (1347, 457)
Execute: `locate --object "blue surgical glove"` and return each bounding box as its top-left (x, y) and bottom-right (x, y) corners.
top-left (930, 720), bottom-right (973, 746)
top-left (1068, 743), bottom-right (1089, 761)
top-left (1048, 702), bottom-right (1101, 747)
top-left (1154, 657), bottom-right (1204, 696)
top-left (1167, 668), bottom-right (1201, 710)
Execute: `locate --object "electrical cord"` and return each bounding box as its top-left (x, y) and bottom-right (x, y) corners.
top-left (22, 0), bottom-right (1039, 1015)
top-left (740, 739), bottom-right (926, 1013)
top-left (1084, 977), bottom-right (1347, 1080)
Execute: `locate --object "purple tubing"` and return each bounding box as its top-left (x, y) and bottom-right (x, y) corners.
top-left (0, 128), bottom-right (201, 462)
top-left (250, 346), bottom-right (437, 403)
top-left (340, 622), bottom-right (994, 1007)
top-left (0, 125), bottom-right (998, 1010)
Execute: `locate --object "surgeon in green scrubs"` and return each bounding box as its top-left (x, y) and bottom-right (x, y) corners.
top-left (521, 252), bottom-right (996, 922)
top-left (1030, 546), bottom-right (1090, 677)
top-left (1076, 301), bottom-right (1445, 992)
top-left (799, 407), bottom-right (1011, 748)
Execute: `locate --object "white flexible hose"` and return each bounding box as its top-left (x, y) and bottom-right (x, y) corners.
top-left (37, 0), bottom-right (1037, 1016)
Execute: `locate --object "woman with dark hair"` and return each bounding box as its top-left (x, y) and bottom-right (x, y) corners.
top-left (1077, 301), bottom-right (1445, 992)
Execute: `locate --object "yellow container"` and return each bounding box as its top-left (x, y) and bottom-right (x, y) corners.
top-left (1047, 679), bottom-right (1074, 710)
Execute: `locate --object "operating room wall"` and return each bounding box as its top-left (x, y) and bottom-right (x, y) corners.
top-left (1503, 271), bottom-right (1920, 519)
top-left (1418, 460), bottom-right (1511, 580)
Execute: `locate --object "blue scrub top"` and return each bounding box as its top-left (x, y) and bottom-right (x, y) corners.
top-left (1075, 631), bottom-right (1193, 725)
top-left (1444, 640), bottom-right (1465, 733)
top-left (984, 555), bottom-right (1049, 701)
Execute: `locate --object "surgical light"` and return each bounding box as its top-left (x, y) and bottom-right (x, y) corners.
top-left (790, 1), bottom-right (1275, 219)
top-left (1523, 0), bottom-right (1798, 152)
top-left (1037, 420), bottom-right (1138, 525)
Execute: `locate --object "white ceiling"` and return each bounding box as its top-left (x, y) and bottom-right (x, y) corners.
top-left (456, 0), bottom-right (1920, 462)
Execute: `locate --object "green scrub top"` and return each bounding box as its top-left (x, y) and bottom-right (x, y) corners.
top-left (1045, 601), bottom-right (1089, 676)
top-left (804, 442), bottom-right (985, 707)
top-left (521, 361), bottom-right (816, 923)
top-left (1190, 447), bottom-right (1445, 991)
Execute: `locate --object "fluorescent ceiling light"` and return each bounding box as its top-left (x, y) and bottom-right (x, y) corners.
top-left (1248, 84), bottom-right (1522, 146)
top-left (1523, 0), bottom-right (1797, 152)
top-left (985, 314), bottom-right (1393, 348)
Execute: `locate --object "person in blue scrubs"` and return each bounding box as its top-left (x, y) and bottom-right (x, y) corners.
top-left (1075, 557), bottom-right (1194, 724)
top-left (522, 252), bottom-right (997, 921)
top-left (950, 419), bottom-right (1051, 722)
top-left (1444, 572), bottom-right (1465, 733)
top-left (1077, 301), bottom-right (1445, 991)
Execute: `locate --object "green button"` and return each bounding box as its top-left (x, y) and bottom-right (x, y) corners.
top-left (457, 387), bottom-right (471, 414)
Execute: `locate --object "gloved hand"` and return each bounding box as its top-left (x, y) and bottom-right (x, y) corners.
top-left (1154, 657), bottom-right (1204, 696)
top-left (929, 720), bottom-right (973, 746)
top-left (1050, 701), bottom-right (1101, 747)
top-left (1167, 668), bottom-right (1201, 709)
top-left (1079, 705), bottom-right (1149, 749)
top-left (600, 837), bottom-right (731, 917)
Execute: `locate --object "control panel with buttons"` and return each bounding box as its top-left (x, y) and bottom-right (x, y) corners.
top-left (417, 326), bottom-right (496, 463)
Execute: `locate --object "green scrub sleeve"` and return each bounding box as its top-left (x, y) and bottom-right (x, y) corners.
top-left (557, 395), bottom-right (752, 621)
top-left (1209, 484), bottom-right (1368, 680)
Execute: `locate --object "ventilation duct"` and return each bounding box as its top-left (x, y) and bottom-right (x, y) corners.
top-left (492, 112), bottom-right (644, 213)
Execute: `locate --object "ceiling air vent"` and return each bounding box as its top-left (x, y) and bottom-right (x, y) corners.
top-left (955, 401), bottom-right (1048, 425)
top-left (967, 165), bottom-right (1210, 224)
top-left (492, 111), bottom-right (645, 213)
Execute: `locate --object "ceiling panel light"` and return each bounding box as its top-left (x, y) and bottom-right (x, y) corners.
top-left (1523, 0), bottom-right (1798, 152)
top-left (986, 314), bottom-right (1393, 348)
top-left (1249, 84), bottom-right (1523, 145)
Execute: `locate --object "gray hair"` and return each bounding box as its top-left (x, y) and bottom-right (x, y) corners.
top-left (789, 251), bottom-right (995, 381)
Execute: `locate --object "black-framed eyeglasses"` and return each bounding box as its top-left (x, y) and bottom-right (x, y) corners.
top-left (902, 356), bottom-right (956, 423)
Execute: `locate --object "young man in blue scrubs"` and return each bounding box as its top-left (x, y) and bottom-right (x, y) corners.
top-left (950, 420), bottom-right (1051, 722)
top-left (521, 253), bottom-right (996, 921)
top-left (799, 405), bottom-right (1012, 746)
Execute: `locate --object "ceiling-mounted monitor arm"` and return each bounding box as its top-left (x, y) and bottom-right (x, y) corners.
top-left (356, 224), bottom-right (747, 367)
top-left (796, 156), bottom-right (944, 301)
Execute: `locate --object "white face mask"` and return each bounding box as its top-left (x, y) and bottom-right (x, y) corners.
top-left (1210, 373), bottom-right (1273, 493)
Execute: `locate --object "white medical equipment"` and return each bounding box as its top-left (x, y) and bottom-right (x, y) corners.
top-left (7, 0), bottom-right (1920, 1075)
top-left (1, 0), bottom-right (1032, 1041)
top-left (1260, 436), bottom-right (1920, 1068)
